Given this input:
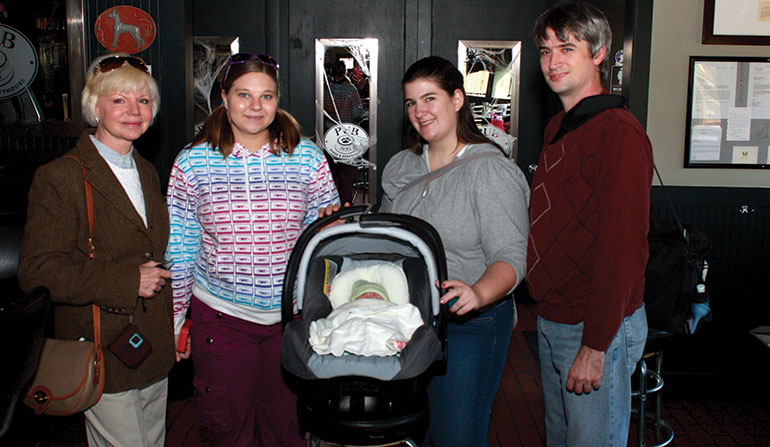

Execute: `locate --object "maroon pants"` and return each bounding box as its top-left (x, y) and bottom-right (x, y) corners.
top-left (190, 298), bottom-right (305, 447)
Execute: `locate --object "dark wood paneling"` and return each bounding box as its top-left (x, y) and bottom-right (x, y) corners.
top-left (0, 135), bottom-right (77, 213)
top-left (622, 0), bottom-right (652, 126)
top-left (432, 0), bottom-right (549, 177)
top-left (156, 0), bottom-right (194, 187)
top-left (265, 0), bottom-right (288, 107)
top-left (192, 0), bottom-right (266, 53)
top-left (285, 0), bottom-right (408, 181)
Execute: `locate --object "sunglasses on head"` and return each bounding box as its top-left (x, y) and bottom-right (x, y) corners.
top-left (95, 56), bottom-right (149, 75)
top-left (224, 53), bottom-right (279, 79)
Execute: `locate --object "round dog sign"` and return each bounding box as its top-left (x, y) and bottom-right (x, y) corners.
top-left (95, 6), bottom-right (156, 54)
top-left (323, 123), bottom-right (369, 162)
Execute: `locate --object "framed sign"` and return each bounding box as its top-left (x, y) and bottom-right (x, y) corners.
top-left (0, 0), bottom-right (86, 129)
top-left (703, 0), bottom-right (770, 45)
top-left (685, 56), bottom-right (770, 169)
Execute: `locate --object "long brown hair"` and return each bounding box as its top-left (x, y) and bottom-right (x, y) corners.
top-left (401, 56), bottom-right (498, 154)
top-left (190, 57), bottom-right (301, 157)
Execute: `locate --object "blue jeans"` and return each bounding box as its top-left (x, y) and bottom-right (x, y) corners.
top-left (537, 305), bottom-right (647, 447)
top-left (427, 299), bottom-right (516, 447)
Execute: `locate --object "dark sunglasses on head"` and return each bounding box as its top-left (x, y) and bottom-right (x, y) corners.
top-left (95, 56), bottom-right (149, 75)
top-left (224, 53), bottom-right (279, 79)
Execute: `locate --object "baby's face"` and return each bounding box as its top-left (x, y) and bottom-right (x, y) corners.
top-left (354, 291), bottom-right (385, 300)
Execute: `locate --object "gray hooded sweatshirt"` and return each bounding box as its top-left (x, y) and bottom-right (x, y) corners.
top-left (380, 143), bottom-right (530, 292)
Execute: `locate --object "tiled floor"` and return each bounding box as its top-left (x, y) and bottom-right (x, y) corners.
top-left (486, 302), bottom-right (770, 447)
top-left (7, 301), bottom-right (770, 446)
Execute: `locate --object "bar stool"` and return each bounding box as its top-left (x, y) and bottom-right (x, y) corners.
top-left (631, 329), bottom-right (674, 447)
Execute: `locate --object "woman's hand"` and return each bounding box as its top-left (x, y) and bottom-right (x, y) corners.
top-left (437, 279), bottom-right (484, 316)
top-left (438, 262), bottom-right (517, 315)
top-left (317, 202), bottom-right (350, 231)
top-left (138, 261), bottom-right (171, 298)
top-left (318, 202), bottom-right (348, 218)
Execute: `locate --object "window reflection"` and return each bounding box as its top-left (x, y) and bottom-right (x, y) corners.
top-left (315, 38), bottom-right (378, 202)
top-left (458, 40), bottom-right (521, 160)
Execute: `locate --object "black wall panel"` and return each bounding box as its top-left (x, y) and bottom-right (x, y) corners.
top-left (432, 0), bottom-right (549, 178)
top-left (192, 0), bottom-right (266, 53)
top-left (285, 0), bottom-right (408, 180)
top-left (651, 187), bottom-right (770, 332)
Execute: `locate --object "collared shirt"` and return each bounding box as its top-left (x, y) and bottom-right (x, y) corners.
top-left (90, 134), bottom-right (147, 226)
top-left (89, 134), bottom-right (136, 168)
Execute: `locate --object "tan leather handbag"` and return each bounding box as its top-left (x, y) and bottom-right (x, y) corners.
top-left (23, 306), bottom-right (105, 415)
top-left (23, 156), bottom-right (105, 416)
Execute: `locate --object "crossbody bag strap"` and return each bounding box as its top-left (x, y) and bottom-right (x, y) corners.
top-left (92, 303), bottom-right (101, 346)
top-left (399, 150), bottom-right (498, 195)
top-left (63, 155), bottom-right (95, 258)
top-left (64, 155), bottom-right (101, 344)
top-left (653, 164), bottom-right (686, 238)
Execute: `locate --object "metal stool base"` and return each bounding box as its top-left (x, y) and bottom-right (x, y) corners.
top-left (631, 407), bottom-right (674, 447)
top-left (631, 352), bottom-right (674, 447)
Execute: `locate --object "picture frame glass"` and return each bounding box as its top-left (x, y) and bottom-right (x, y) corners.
top-left (703, 0), bottom-right (770, 45)
top-left (713, 0), bottom-right (770, 37)
top-left (685, 56), bottom-right (770, 168)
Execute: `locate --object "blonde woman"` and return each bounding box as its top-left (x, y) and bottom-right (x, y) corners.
top-left (19, 54), bottom-right (175, 447)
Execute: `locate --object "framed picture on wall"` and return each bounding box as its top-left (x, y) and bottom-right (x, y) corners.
top-left (684, 56), bottom-right (770, 169)
top-left (702, 0), bottom-right (770, 45)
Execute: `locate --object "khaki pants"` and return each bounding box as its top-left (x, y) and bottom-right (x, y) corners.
top-left (84, 377), bottom-right (168, 447)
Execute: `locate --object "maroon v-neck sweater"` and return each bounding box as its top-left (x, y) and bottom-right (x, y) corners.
top-left (526, 98), bottom-right (654, 351)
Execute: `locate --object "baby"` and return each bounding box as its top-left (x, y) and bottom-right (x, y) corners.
top-left (308, 263), bottom-right (424, 357)
top-left (350, 279), bottom-right (389, 301)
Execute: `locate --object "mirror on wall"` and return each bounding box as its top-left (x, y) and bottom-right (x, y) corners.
top-left (315, 38), bottom-right (378, 204)
top-left (457, 40), bottom-right (521, 160)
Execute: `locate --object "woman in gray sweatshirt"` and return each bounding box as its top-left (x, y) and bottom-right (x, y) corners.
top-left (379, 56), bottom-right (530, 446)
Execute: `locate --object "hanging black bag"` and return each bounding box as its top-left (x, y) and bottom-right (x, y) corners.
top-left (644, 167), bottom-right (712, 334)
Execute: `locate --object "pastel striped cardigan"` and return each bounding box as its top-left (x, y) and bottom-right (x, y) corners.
top-left (165, 139), bottom-right (339, 331)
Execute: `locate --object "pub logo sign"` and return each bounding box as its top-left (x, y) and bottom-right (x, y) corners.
top-left (0, 24), bottom-right (38, 101)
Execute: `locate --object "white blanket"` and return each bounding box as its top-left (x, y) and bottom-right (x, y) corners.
top-left (309, 298), bottom-right (424, 357)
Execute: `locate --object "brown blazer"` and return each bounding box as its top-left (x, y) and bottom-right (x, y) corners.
top-left (19, 129), bottom-right (175, 393)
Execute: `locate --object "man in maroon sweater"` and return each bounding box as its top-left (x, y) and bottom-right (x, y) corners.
top-left (527, 2), bottom-right (653, 445)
